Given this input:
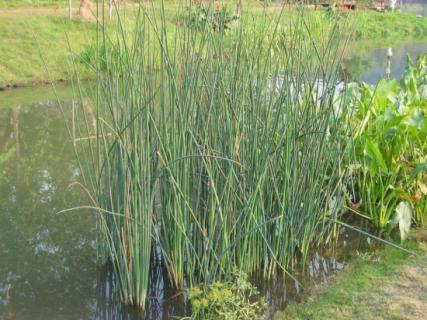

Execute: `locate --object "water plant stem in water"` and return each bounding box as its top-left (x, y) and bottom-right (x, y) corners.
top-left (71, 0), bottom-right (353, 310)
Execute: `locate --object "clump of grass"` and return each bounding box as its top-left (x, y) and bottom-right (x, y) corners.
top-left (71, 0), bottom-right (353, 311)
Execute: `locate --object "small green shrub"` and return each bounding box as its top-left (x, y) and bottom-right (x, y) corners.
top-left (79, 41), bottom-right (129, 74)
top-left (187, 1), bottom-right (238, 32)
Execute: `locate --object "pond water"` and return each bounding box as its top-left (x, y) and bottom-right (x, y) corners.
top-left (0, 35), bottom-right (425, 318)
top-left (0, 87), bottom-right (376, 319)
top-left (343, 40), bottom-right (427, 84)
top-left (0, 93), bottom-right (192, 319)
top-left (0, 99), bottom-right (96, 319)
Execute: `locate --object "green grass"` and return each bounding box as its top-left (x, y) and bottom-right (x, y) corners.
top-left (353, 11), bottom-right (427, 39)
top-left (277, 236), bottom-right (427, 320)
top-left (0, 13), bottom-right (95, 87)
top-left (1, 4), bottom-right (427, 87)
top-left (0, 0), bottom-right (63, 9)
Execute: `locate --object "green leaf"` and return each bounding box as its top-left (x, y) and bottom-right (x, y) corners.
top-left (419, 84), bottom-right (427, 100)
top-left (407, 108), bottom-right (425, 130)
top-left (376, 79), bottom-right (399, 97)
top-left (364, 139), bottom-right (388, 174)
top-left (407, 76), bottom-right (420, 103)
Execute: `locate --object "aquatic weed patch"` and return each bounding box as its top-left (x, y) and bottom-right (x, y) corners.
top-left (345, 54), bottom-right (427, 233)
top-left (185, 270), bottom-right (266, 320)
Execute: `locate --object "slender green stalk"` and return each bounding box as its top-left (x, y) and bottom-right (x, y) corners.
top-left (71, 0), bottom-right (353, 310)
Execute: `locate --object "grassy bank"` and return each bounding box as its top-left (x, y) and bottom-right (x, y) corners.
top-left (353, 10), bottom-right (427, 39)
top-left (276, 231), bottom-right (427, 320)
top-left (0, 13), bottom-right (95, 87)
top-left (1, 3), bottom-right (427, 87)
top-left (0, 0), bottom-right (61, 9)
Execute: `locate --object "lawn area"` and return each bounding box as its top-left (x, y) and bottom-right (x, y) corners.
top-left (0, 12), bottom-right (96, 87)
top-left (277, 230), bottom-right (427, 320)
top-left (0, 0), bottom-right (63, 9)
top-left (353, 10), bottom-right (427, 39)
top-left (1, 3), bottom-right (427, 87)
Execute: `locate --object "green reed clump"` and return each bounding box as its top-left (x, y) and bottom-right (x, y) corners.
top-left (72, 0), bottom-right (353, 310)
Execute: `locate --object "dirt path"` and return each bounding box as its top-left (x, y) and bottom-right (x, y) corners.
top-left (0, 7), bottom-right (67, 15)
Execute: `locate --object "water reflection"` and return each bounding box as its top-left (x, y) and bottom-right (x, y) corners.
top-left (94, 248), bottom-right (189, 320)
top-left (255, 225), bottom-right (376, 318)
top-left (343, 41), bottom-right (427, 84)
top-left (0, 100), bottom-right (98, 319)
top-left (0, 97), bottom-right (190, 319)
